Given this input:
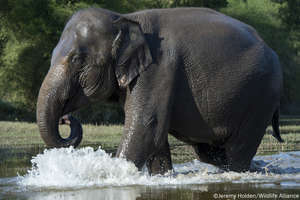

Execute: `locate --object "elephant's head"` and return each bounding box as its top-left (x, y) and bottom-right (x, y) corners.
top-left (37, 8), bottom-right (152, 148)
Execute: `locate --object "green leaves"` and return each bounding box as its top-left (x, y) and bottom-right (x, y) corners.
top-left (0, 0), bottom-right (147, 111)
top-left (140, 0), bottom-right (228, 9)
top-left (274, 0), bottom-right (300, 31)
top-left (0, 0), bottom-right (299, 118)
top-left (0, 1), bottom-right (64, 110)
top-left (222, 0), bottom-right (300, 106)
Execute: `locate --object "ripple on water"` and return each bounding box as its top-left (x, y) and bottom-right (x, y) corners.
top-left (16, 147), bottom-right (300, 190)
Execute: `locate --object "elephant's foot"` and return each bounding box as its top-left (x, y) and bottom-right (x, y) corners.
top-left (224, 141), bottom-right (260, 172)
top-left (193, 143), bottom-right (254, 172)
top-left (146, 142), bottom-right (173, 175)
top-left (193, 143), bottom-right (228, 170)
top-left (225, 160), bottom-right (251, 172)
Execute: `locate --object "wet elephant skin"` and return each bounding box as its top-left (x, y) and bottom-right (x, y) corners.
top-left (36, 7), bottom-right (283, 175)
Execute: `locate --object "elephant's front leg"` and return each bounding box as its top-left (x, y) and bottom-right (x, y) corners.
top-left (116, 60), bottom-right (176, 174)
top-left (146, 140), bottom-right (172, 175)
top-left (116, 106), bottom-right (170, 172)
top-left (116, 83), bottom-right (174, 173)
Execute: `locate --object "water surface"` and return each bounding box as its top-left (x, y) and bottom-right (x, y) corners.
top-left (1, 147), bottom-right (300, 200)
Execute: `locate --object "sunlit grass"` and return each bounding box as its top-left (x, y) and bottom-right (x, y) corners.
top-left (0, 119), bottom-right (299, 164)
top-left (0, 121), bottom-right (123, 149)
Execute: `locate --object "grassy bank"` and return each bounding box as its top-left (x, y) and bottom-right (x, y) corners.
top-left (0, 117), bottom-right (300, 164)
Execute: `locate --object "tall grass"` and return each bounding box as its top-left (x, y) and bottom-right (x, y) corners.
top-left (0, 120), bottom-right (299, 164)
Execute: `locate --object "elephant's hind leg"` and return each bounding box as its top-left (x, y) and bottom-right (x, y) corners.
top-left (224, 128), bottom-right (266, 172)
top-left (224, 110), bottom-right (272, 172)
top-left (193, 143), bottom-right (228, 169)
top-left (146, 140), bottom-right (173, 175)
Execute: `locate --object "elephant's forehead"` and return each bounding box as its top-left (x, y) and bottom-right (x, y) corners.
top-left (51, 36), bottom-right (74, 66)
top-left (71, 11), bottom-right (110, 30)
top-left (76, 22), bottom-right (89, 38)
top-left (71, 20), bottom-right (111, 41)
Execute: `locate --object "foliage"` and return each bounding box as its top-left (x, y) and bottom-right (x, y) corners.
top-left (272, 0), bottom-right (300, 31)
top-left (0, 99), bottom-right (35, 121)
top-left (141, 0), bottom-right (228, 9)
top-left (271, 0), bottom-right (300, 105)
top-left (0, 0), bottom-right (229, 122)
top-left (222, 0), bottom-right (300, 106)
top-left (0, 1), bottom-right (69, 109)
top-left (0, 0), bottom-right (299, 123)
top-left (0, 0), bottom-right (144, 111)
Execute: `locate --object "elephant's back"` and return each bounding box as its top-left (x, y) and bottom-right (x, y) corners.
top-left (128, 7), bottom-right (267, 74)
top-left (128, 8), bottom-right (282, 143)
top-left (127, 7), bottom-right (261, 41)
top-left (135, 9), bottom-right (282, 133)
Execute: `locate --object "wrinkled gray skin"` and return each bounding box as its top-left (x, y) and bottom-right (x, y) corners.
top-left (37, 7), bottom-right (283, 174)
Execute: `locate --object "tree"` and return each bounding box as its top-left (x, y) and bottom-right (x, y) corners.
top-left (143, 0), bottom-right (228, 9)
top-left (272, 0), bottom-right (300, 104)
top-left (0, 0), bottom-right (145, 111)
top-left (272, 0), bottom-right (300, 31)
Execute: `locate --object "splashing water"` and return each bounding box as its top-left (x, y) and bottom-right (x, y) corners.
top-left (18, 147), bottom-right (300, 189)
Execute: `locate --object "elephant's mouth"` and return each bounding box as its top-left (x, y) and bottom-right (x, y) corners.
top-left (59, 114), bottom-right (83, 146)
top-left (58, 98), bottom-right (84, 147)
top-left (61, 100), bottom-right (73, 116)
top-left (59, 114), bottom-right (72, 125)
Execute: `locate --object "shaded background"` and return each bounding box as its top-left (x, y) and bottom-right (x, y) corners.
top-left (0, 0), bottom-right (299, 124)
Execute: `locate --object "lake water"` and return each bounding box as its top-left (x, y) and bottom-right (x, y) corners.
top-left (1, 147), bottom-right (300, 200)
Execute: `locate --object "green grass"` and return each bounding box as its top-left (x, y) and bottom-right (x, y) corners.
top-left (0, 122), bottom-right (123, 151)
top-left (0, 118), bottom-right (300, 165)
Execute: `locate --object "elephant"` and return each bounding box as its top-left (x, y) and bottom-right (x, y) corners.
top-left (37, 7), bottom-right (284, 175)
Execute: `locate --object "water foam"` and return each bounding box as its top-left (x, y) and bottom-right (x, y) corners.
top-left (19, 147), bottom-right (300, 189)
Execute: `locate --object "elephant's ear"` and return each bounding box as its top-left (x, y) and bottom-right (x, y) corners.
top-left (112, 17), bottom-right (153, 88)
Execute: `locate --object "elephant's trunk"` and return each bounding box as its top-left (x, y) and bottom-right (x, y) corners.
top-left (37, 65), bottom-right (82, 148)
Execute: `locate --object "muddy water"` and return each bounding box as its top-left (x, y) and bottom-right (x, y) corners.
top-left (0, 147), bottom-right (300, 200)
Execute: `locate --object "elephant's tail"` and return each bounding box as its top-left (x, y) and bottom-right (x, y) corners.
top-left (271, 109), bottom-right (284, 143)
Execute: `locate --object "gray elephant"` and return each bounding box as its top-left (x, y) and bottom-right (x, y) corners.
top-left (37, 7), bottom-right (283, 174)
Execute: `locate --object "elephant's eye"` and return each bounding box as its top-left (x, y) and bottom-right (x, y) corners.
top-left (71, 54), bottom-right (85, 65)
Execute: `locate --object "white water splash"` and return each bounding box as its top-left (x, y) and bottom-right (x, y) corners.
top-left (19, 147), bottom-right (300, 189)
